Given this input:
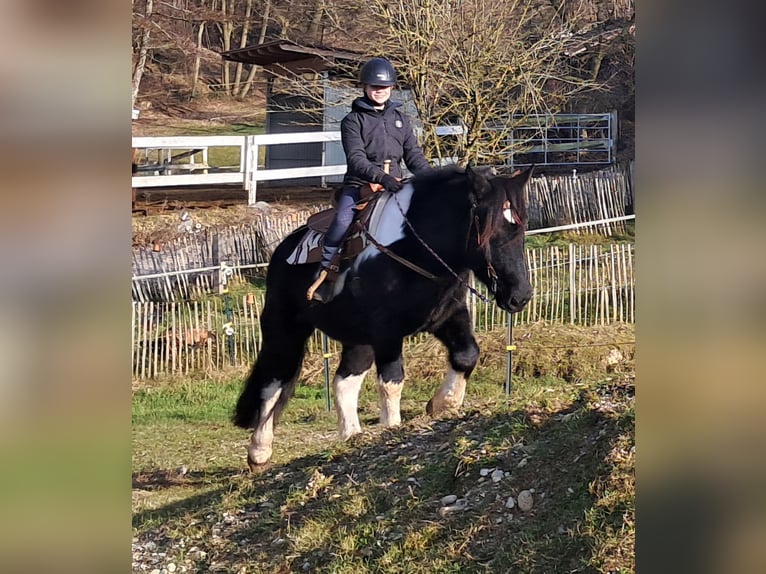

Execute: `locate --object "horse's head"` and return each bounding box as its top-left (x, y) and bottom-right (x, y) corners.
top-left (465, 165), bottom-right (534, 313)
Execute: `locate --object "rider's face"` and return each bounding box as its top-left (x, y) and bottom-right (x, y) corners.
top-left (364, 84), bottom-right (393, 105)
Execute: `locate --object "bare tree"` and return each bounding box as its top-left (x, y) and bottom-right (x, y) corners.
top-left (213, 0), bottom-right (278, 99)
top-left (358, 0), bottom-right (605, 164)
top-left (132, 0), bottom-right (154, 110)
top-left (233, 0), bottom-right (273, 99)
top-left (218, 0), bottom-right (235, 95)
top-left (190, 2), bottom-right (207, 98)
top-left (131, 0), bottom-right (627, 129)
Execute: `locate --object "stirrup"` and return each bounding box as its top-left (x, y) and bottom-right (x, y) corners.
top-left (310, 280), bottom-right (336, 303)
top-left (306, 269), bottom-right (328, 301)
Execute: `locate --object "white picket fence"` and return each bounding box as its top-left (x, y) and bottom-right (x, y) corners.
top-left (132, 132), bottom-right (345, 205)
top-left (132, 119), bottom-right (620, 205)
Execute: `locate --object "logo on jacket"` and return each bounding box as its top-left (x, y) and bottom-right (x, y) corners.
top-left (395, 119), bottom-right (403, 128)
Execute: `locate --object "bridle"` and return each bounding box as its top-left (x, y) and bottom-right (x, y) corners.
top-left (361, 191), bottom-right (522, 303)
top-left (475, 198), bottom-right (524, 295)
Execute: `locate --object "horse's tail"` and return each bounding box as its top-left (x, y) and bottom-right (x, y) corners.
top-left (232, 345), bottom-right (303, 429)
top-left (232, 364), bottom-right (266, 429)
top-left (232, 261), bottom-right (314, 430)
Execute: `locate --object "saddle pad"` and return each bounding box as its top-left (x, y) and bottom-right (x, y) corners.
top-left (284, 226), bottom-right (367, 266)
top-left (285, 190), bottom-right (396, 266)
top-left (285, 229), bottom-right (324, 265)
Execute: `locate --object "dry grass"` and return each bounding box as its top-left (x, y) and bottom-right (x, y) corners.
top-left (133, 324), bottom-right (634, 573)
top-left (132, 201), bottom-right (331, 247)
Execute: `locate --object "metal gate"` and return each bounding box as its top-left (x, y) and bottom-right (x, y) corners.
top-left (505, 112), bottom-right (617, 168)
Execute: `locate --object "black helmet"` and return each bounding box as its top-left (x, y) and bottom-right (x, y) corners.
top-left (359, 57), bottom-right (397, 86)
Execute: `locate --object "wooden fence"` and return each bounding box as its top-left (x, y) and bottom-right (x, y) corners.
top-left (132, 207), bottom-right (321, 302)
top-left (467, 243), bottom-right (635, 329)
top-left (132, 165), bottom-right (633, 303)
top-left (525, 165), bottom-right (633, 236)
top-left (132, 243), bottom-right (634, 379)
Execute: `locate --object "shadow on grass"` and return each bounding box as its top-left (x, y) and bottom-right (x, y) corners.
top-left (133, 380), bottom-right (633, 573)
top-left (132, 466), bottom-right (246, 530)
top-left (132, 467), bottom-right (246, 491)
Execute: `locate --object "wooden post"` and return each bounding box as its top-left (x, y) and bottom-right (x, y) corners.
top-left (609, 245), bottom-right (619, 323)
top-left (322, 333), bottom-right (332, 412)
top-left (245, 136), bottom-right (259, 206)
top-left (218, 262), bottom-right (229, 294)
top-left (505, 316), bottom-right (515, 397)
top-left (569, 243), bottom-right (576, 324)
top-left (131, 302), bottom-right (136, 379)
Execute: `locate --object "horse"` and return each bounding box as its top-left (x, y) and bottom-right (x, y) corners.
top-left (233, 165), bottom-right (534, 470)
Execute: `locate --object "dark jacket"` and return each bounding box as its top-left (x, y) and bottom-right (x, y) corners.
top-left (341, 96), bottom-right (431, 187)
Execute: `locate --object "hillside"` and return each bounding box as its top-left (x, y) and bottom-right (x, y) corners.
top-left (132, 325), bottom-right (635, 573)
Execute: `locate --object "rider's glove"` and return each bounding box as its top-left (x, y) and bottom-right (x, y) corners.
top-left (381, 174), bottom-right (403, 193)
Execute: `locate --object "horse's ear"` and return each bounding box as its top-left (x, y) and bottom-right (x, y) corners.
top-left (466, 164), bottom-right (492, 201)
top-left (512, 165), bottom-right (535, 187)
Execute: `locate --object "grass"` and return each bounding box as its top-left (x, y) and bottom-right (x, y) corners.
top-left (525, 222), bottom-right (634, 249)
top-left (132, 325), bottom-right (634, 573)
top-left (133, 121), bottom-right (267, 173)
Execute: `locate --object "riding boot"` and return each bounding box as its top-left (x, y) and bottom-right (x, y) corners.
top-left (307, 246), bottom-right (341, 303)
top-left (308, 190), bottom-right (359, 303)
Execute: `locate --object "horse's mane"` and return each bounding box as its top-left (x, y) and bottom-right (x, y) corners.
top-left (409, 166), bottom-right (525, 249)
top-left (475, 183), bottom-right (509, 249)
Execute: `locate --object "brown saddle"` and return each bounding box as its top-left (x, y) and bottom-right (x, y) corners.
top-left (303, 183), bottom-right (383, 266)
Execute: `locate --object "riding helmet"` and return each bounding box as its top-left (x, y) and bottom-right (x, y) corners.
top-left (359, 57), bottom-right (397, 86)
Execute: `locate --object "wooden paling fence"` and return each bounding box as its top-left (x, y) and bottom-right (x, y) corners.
top-left (132, 208), bottom-right (321, 302)
top-left (468, 243), bottom-right (635, 329)
top-left (132, 166), bottom-right (633, 303)
top-left (132, 242), bottom-right (634, 379)
top-left (524, 164), bottom-right (633, 235)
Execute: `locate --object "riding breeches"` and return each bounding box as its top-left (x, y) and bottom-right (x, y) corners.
top-left (321, 185), bottom-right (361, 268)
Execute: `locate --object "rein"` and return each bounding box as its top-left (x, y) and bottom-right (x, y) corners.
top-left (474, 213), bottom-right (498, 295)
top-left (383, 192), bottom-right (492, 303)
top-left (361, 228), bottom-right (438, 280)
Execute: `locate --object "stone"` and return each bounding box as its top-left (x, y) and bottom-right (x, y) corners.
top-left (440, 494), bottom-right (458, 506)
top-left (438, 499), bottom-right (467, 517)
top-left (517, 490), bottom-right (534, 511)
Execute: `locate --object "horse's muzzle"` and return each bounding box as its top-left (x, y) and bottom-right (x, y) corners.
top-left (497, 284), bottom-right (532, 314)
top-left (507, 294), bottom-right (531, 313)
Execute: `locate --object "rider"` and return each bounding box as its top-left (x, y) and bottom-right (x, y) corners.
top-left (308, 57), bottom-right (432, 302)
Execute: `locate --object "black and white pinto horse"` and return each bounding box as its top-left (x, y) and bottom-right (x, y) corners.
top-left (234, 165), bottom-right (534, 470)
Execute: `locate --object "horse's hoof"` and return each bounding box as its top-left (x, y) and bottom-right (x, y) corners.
top-left (247, 446), bottom-right (273, 472)
top-left (247, 455), bottom-right (272, 474)
top-left (338, 425), bottom-right (362, 441)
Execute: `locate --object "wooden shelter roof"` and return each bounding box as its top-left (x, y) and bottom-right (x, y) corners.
top-left (221, 39), bottom-right (364, 72)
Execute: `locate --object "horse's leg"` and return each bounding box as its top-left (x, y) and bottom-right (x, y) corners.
top-left (374, 339), bottom-right (405, 427)
top-left (233, 296), bottom-right (313, 471)
top-left (333, 344), bottom-right (374, 439)
top-left (427, 305), bottom-right (480, 417)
